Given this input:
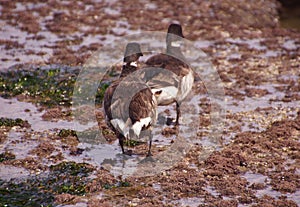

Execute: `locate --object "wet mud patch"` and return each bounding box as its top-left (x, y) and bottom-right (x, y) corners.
top-left (41, 107), bottom-right (73, 122)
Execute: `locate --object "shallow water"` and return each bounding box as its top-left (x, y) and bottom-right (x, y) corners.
top-left (172, 197), bottom-right (205, 206)
top-left (226, 83), bottom-right (299, 114)
top-left (242, 172), bottom-right (300, 205)
top-left (57, 203), bottom-right (88, 207)
top-left (0, 97), bottom-right (93, 131)
top-left (0, 165), bottom-right (30, 181)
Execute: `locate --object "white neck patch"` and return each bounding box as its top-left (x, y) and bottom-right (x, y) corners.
top-left (171, 41), bottom-right (182, 47)
top-left (130, 61), bottom-right (138, 67)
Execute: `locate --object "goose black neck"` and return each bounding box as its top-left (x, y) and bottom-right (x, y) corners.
top-left (120, 62), bottom-right (138, 78)
top-left (166, 45), bottom-right (186, 62)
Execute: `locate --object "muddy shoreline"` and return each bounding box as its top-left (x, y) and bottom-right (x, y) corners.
top-left (0, 0), bottom-right (300, 206)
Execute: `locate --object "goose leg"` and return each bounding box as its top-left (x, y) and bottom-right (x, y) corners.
top-left (147, 129), bottom-right (153, 157)
top-left (118, 133), bottom-right (133, 156)
top-left (175, 102), bottom-right (181, 126)
top-left (118, 133), bottom-right (125, 154)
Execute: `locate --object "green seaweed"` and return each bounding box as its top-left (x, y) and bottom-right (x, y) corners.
top-left (95, 82), bottom-right (110, 105)
top-left (0, 67), bottom-right (78, 107)
top-left (58, 129), bottom-right (77, 138)
top-left (103, 181), bottom-right (131, 189)
top-left (124, 139), bottom-right (145, 147)
top-left (0, 66), bottom-right (117, 107)
top-left (50, 161), bottom-right (94, 176)
top-left (0, 161), bottom-right (95, 207)
top-left (117, 180), bottom-right (131, 187)
top-left (0, 151), bottom-right (16, 162)
top-left (0, 178), bottom-right (54, 207)
top-left (0, 117), bottom-right (30, 128)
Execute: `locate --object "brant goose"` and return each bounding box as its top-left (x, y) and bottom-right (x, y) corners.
top-left (145, 23), bottom-right (194, 125)
top-left (103, 43), bottom-right (157, 156)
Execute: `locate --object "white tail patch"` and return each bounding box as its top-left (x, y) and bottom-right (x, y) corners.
top-left (131, 117), bottom-right (152, 137)
top-left (111, 117), bottom-right (152, 139)
top-left (110, 118), bottom-right (130, 137)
